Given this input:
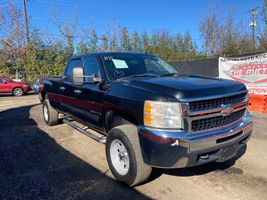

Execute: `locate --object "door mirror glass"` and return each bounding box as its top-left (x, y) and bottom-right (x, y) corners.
top-left (73, 67), bottom-right (84, 85)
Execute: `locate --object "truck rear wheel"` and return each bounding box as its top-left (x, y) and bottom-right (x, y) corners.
top-left (43, 99), bottom-right (59, 126)
top-left (106, 124), bottom-right (152, 186)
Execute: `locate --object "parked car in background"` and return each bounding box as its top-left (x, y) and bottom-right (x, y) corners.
top-left (32, 78), bottom-right (44, 102)
top-left (32, 78), bottom-right (44, 93)
top-left (0, 76), bottom-right (31, 96)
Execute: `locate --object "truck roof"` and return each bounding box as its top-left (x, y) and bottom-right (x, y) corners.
top-left (70, 52), bottom-right (154, 60)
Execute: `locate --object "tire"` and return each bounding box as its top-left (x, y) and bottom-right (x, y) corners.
top-left (106, 124), bottom-right (152, 186)
top-left (43, 99), bottom-right (59, 126)
top-left (12, 88), bottom-right (24, 96)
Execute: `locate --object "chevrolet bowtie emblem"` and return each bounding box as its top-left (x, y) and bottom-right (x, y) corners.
top-left (221, 104), bottom-right (234, 116)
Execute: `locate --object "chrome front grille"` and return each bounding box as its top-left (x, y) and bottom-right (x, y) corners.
top-left (186, 92), bottom-right (248, 133)
top-left (191, 109), bottom-right (246, 132)
top-left (189, 93), bottom-right (247, 112)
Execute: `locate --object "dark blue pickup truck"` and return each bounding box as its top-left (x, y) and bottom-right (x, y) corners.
top-left (41, 52), bottom-right (253, 186)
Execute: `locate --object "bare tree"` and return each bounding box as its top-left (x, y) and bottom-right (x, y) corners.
top-left (99, 17), bottom-right (119, 51)
top-left (199, 4), bottom-right (221, 55)
top-left (50, 6), bottom-right (79, 56)
top-left (0, 1), bottom-right (27, 67)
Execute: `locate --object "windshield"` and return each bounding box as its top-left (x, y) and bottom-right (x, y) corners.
top-left (100, 53), bottom-right (177, 81)
top-left (3, 77), bottom-right (13, 82)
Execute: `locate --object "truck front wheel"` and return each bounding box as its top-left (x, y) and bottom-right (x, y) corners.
top-left (106, 124), bottom-right (152, 186)
top-left (43, 99), bottom-right (59, 126)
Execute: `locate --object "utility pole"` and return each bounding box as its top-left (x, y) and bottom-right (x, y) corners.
top-left (248, 7), bottom-right (259, 49)
top-left (22, 0), bottom-right (30, 45)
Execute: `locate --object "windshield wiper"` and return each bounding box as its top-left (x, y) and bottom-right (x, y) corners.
top-left (116, 73), bottom-right (159, 80)
top-left (159, 73), bottom-right (178, 77)
top-left (128, 73), bottom-right (159, 78)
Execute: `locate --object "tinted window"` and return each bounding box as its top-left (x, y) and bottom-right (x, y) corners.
top-left (83, 56), bottom-right (100, 82)
top-left (65, 59), bottom-right (82, 80)
top-left (0, 79), bottom-right (3, 84)
top-left (83, 57), bottom-right (99, 75)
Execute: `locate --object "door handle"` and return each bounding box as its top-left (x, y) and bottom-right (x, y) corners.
top-left (74, 89), bottom-right (82, 94)
top-left (59, 86), bottom-right (66, 91)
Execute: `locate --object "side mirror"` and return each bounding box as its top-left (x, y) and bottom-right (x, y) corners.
top-left (92, 75), bottom-right (101, 83)
top-left (3, 81), bottom-right (8, 84)
top-left (73, 67), bottom-right (84, 85)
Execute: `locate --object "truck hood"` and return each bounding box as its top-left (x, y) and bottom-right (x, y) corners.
top-left (118, 74), bottom-right (247, 100)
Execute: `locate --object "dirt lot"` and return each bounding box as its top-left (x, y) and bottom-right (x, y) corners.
top-left (0, 95), bottom-right (267, 200)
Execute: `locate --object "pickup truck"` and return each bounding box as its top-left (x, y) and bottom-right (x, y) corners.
top-left (0, 76), bottom-right (31, 96)
top-left (41, 52), bottom-right (253, 186)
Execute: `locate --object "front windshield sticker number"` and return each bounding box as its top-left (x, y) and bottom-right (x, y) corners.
top-left (112, 59), bottom-right (129, 69)
top-left (104, 56), bottom-right (113, 61)
top-left (114, 71), bottom-right (125, 78)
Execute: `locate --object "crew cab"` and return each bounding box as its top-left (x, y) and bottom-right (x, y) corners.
top-left (41, 52), bottom-right (253, 186)
top-left (0, 77), bottom-right (31, 96)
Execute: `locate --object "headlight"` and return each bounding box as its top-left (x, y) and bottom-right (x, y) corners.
top-left (144, 100), bottom-right (183, 129)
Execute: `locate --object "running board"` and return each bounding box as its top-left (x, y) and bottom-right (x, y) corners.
top-left (63, 118), bottom-right (106, 144)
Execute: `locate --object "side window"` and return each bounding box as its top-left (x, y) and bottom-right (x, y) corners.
top-left (83, 56), bottom-right (100, 81)
top-left (83, 57), bottom-right (100, 75)
top-left (65, 59), bottom-right (82, 81)
top-left (0, 78), bottom-right (3, 84)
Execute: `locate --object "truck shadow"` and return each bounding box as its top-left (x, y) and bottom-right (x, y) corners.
top-left (149, 145), bottom-right (246, 181)
top-left (0, 105), bottom-right (150, 200)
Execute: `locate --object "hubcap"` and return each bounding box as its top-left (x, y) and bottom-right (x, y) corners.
top-left (43, 105), bottom-right (48, 122)
top-left (110, 139), bottom-right (129, 175)
top-left (14, 89), bottom-right (23, 96)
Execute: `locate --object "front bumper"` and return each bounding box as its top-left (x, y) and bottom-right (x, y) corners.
top-left (23, 86), bottom-right (32, 93)
top-left (138, 112), bottom-right (253, 168)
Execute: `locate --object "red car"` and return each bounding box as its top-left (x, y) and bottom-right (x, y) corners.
top-left (0, 77), bottom-right (31, 96)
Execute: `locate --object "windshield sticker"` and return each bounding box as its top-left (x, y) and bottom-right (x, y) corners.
top-left (112, 59), bottom-right (129, 69)
top-left (114, 71), bottom-right (125, 77)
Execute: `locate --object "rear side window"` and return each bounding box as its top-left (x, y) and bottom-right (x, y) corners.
top-left (65, 59), bottom-right (82, 80)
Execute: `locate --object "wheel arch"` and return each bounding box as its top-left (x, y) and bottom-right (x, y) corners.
top-left (104, 109), bottom-right (139, 132)
top-left (12, 87), bottom-right (24, 95)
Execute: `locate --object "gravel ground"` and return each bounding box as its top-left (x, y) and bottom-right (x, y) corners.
top-left (0, 95), bottom-right (266, 200)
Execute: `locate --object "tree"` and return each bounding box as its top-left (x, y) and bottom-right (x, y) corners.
top-left (131, 31), bottom-right (142, 52)
top-left (99, 18), bottom-right (119, 51)
top-left (77, 26), bottom-right (98, 54)
top-left (120, 27), bottom-right (132, 51)
top-left (199, 5), bottom-right (220, 56)
top-left (50, 7), bottom-right (79, 56)
top-left (141, 31), bottom-right (150, 52)
top-left (0, 1), bottom-right (27, 75)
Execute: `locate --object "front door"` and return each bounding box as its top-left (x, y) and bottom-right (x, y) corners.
top-left (77, 56), bottom-right (105, 129)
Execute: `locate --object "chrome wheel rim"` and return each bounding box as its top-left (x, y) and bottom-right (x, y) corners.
top-left (110, 139), bottom-right (129, 175)
top-left (43, 104), bottom-right (48, 122)
top-left (14, 88), bottom-right (23, 96)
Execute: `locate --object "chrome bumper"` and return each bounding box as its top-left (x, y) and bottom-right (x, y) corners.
top-left (138, 112), bottom-right (253, 168)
